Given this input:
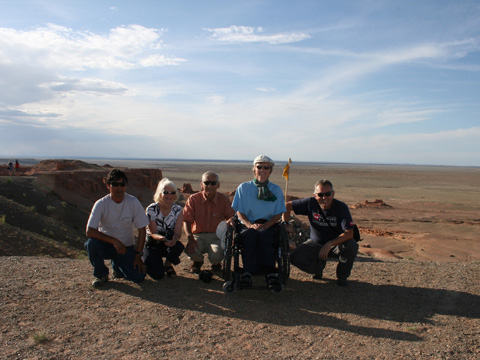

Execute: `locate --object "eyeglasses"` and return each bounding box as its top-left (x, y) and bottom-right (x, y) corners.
top-left (315, 191), bottom-right (333, 198)
top-left (110, 181), bottom-right (126, 187)
top-left (162, 190), bottom-right (176, 195)
top-left (256, 165), bottom-right (271, 170)
top-left (203, 181), bottom-right (218, 186)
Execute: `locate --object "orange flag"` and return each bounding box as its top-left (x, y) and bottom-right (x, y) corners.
top-left (282, 158), bottom-right (292, 181)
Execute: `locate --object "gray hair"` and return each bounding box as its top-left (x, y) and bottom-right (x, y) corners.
top-left (154, 178), bottom-right (179, 203)
top-left (314, 179), bottom-right (334, 192)
top-left (202, 171), bottom-right (219, 182)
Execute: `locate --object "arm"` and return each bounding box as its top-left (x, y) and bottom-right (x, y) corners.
top-left (165, 212), bottom-right (184, 247)
top-left (133, 227), bottom-right (147, 273)
top-left (147, 220), bottom-right (166, 242)
top-left (183, 221), bottom-right (198, 253)
top-left (237, 211), bottom-right (253, 229)
top-left (86, 226), bottom-right (126, 255)
top-left (318, 228), bottom-right (354, 260)
top-left (282, 201), bottom-right (293, 222)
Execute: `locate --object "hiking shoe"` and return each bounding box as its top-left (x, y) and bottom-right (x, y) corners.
top-left (240, 272), bottom-right (252, 287)
top-left (92, 276), bottom-right (108, 288)
top-left (113, 271), bottom-right (125, 279)
top-left (165, 266), bottom-right (177, 277)
top-left (337, 279), bottom-right (348, 287)
top-left (266, 273), bottom-right (282, 291)
top-left (190, 261), bottom-right (203, 275)
top-left (211, 263), bottom-right (222, 272)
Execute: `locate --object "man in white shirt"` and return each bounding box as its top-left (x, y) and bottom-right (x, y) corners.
top-left (85, 169), bottom-right (149, 287)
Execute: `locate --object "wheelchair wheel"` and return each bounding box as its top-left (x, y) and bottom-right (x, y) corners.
top-left (222, 226), bottom-right (234, 281)
top-left (270, 283), bottom-right (283, 295)
top-left (222, 280), bottom-right (235, 294)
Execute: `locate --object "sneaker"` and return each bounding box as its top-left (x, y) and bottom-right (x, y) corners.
top-left (337, 279), bottom-right (348, 287)
top-left (240, 272), bottom-right (252, 287)
top-left (92, 276), bottom-right (108, 288)
top-left (190, 261), bottom-right (203, 275)
top-left (211, 263), bottom-right (222, 272)
top-left (266, 273), bottom-right (281, 291)
top-left (113, 271), bottom-right (125, 279)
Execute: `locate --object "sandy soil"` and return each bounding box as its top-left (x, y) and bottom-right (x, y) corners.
top-left (1, 160), bottom-right (480, 359)
top-left (1, 255), bottom-right (479, 359)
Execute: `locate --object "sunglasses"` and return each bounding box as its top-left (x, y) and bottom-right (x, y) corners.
top-left (162, 190), bottom-right (176, 195)
top-left (110, 181), bottom-right (126, 187)
top-left (203, 181), bottom-right (218, 186)
top-left (256, 165), bottom-right (271, 170)
top-left (315, 191), bottom-right (333, 198)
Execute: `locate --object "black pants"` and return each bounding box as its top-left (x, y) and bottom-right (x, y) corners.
top-left (239, 224), bottom-right (279, 274)
top-left (290, 239), bottom-right (358, 280)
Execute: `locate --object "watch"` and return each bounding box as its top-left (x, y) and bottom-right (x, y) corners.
top-left (135, 250), bottom-right (143, 256)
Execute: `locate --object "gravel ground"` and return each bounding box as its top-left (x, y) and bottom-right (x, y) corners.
top-left (1, 255), bottom-right (479, 359)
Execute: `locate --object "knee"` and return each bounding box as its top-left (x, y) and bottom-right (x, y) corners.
top-left (343, 239), bottom-right (359, 255)
top-left (132, 273), bottom-right (147, 283)
top-left (85, 238), bottom-right (102, 252)
top-left (148, 271), bottom-right (164, 281)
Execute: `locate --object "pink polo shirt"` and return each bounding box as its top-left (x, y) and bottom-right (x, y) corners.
top-left (183, 191), bottom-right (235, 234)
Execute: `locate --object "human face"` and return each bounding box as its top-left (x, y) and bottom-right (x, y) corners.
top-left (161, 186), bottom-right (177, 205)
top-left (254, 162), bottom-right (272, 183)
top-left (201, 175), bottom-right (220, 198)
top-left (108, 179), bottom-right (127, 203)
top-left (314, 184), bottom-right (335, 210)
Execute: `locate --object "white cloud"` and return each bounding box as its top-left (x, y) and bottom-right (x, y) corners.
top-left (205, 25), bottom-right (310, 44)
top-left (376, 108), bottom-right (444, 127)
top-left (0, 24), bottom-right (186, 70)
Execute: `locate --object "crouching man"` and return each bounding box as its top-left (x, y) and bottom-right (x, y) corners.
top-left (283, 179), bottom-right (358, 286)
top-left (85, 169), bottom-right (148, 287)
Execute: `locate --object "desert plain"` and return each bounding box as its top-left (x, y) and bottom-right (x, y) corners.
top-left (1, 159), bottom-right (479, 359)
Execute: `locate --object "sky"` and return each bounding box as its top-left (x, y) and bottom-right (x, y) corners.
top-left (1, 0), bottom-right (480, 166)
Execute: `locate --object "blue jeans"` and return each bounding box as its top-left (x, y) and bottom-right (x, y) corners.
top-left (85, 238), bottom-right (146, 283)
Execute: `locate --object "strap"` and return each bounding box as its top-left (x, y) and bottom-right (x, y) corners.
top-left (318, 207), bottom-right (342, 236)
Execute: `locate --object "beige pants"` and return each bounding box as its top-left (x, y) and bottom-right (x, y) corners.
top-left (186, 233), bottom-right (223, 265)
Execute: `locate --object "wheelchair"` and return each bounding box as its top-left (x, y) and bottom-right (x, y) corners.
top-left (222, 215), bottom-right (290, 294)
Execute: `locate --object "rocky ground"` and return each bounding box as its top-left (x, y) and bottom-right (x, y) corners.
top-left (1, 160), bottom-right (480, 359)
top-left (1, 255), bottom-right (480, 359)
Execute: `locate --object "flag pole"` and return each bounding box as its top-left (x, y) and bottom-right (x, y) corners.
top-left (282, 158), bottom-right (292, 202)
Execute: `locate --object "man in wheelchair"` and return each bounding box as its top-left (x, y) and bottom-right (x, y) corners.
top-left (229, 155), bottom-right (287, 292)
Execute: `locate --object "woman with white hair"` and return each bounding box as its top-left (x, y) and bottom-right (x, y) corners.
top-left (232, 155), bottom-right (286, 289)
top-left (143, 178), bottom-right (185, 280)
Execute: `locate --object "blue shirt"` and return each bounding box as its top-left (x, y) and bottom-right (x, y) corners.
top-left (232, 180), bottom-right (286, 223)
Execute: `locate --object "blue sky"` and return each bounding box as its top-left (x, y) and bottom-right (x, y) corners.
top-left (1, 0), bottom-right (479, 166)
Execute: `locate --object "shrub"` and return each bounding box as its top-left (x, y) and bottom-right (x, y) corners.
top-left (32, 331), bottom-right (49, 344)
top-left (46, 206), bottom-right (56, 214)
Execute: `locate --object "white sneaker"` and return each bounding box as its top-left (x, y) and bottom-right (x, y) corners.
top-left (92, 276), bottom-right (108, 287)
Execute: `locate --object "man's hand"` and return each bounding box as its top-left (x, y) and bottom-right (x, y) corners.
top-left (114, 239), bottom-right (126, 255)
top-left (284, 223), bottom-right (294, 234)
top-left (186, 236), bottom-right (199, 253)
top-left (319, 241), bottom-right (333, 260)
top-left (133, 256), bottom-right (146, 273)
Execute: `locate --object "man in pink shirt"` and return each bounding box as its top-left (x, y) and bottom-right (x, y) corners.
top-left (183, 171), bottom-right (235, 274)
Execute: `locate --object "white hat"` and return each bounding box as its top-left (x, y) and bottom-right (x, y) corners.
top-left (253, 155), bottom-right (275, 166)
top-left (216, 220), bottom-right (228, 249)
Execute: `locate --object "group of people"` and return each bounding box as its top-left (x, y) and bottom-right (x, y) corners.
top-left (85, 155), bottom-right (359, 289)
top-left (7, 160), bottom-right (20, 176)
